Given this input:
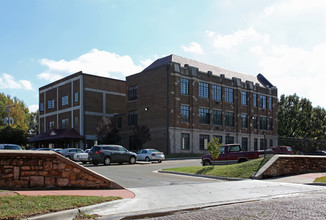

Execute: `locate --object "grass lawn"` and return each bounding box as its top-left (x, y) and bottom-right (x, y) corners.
top-left (0, 194), bottom-right (121, 219)
top-left (163, 157), bottom-right (271, 179)
top-left (314, 176), bottom-right (326, 183)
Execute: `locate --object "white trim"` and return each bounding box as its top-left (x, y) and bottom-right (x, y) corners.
top-left (85, 111), bottom-right (116, 117)
top-left (85, 88), bottom-right (125, 97)
top-left (40, 75), bottom-right (83, 93)
top-left (39, 106), bottom-right (81, 118)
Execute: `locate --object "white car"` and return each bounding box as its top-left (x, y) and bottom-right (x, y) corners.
top-left (137, 149), bottom-right (165, 163)
top-left (73, 149), bottom-right (90, 164)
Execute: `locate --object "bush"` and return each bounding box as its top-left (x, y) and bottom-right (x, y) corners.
top-left (207, 137), bottom-right (223, 160)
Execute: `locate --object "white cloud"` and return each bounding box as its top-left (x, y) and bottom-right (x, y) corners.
top-left (0, 73), bottom-right (34, 90)
top-left (28, 104), bottom-right (39, 113)
top-left (207, 27), bottom-right (270, 50)
top-left (38, 49), bottom-right (145, 82)
top-left (181, 42), bottom-right (204, 55)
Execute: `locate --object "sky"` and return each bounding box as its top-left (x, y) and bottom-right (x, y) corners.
top-left (1, 0), bottom-right (326, 112)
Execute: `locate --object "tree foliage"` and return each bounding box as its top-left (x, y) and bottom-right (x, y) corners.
top-left (207, 136), bottom-right (223, 160)
top-left (278, 94), bottom-right (326, 140)
top-left (96, 117), bottom-right (120, 144)
top-left (133, 125), bottom-right (151, 150)
top-left (0, 93), bottom-right (30, 131)
top-left (0, 126), bottom-right (27, 145)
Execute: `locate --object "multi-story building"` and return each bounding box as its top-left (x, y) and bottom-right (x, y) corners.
top-left (30, 71), bottom-right (126, 149)
top-left (124, 55), bottom-right (278, 153)
top-left (31, 55), bottom-right (278, 154)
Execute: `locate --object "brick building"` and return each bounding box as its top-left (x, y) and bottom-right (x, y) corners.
top-left (31, 72), bottom-right (125, 149)
top-left (32, 55), bottom-right (278, 154)
top-left (125, 55), bottom-right (278, 154)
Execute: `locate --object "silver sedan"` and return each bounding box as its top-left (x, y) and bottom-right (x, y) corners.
top-left (137, 149), bottom-right (165, 163)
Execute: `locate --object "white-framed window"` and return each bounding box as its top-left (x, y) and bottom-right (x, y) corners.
top-left (74, 92), bottom-right (79, 102)
top-left (49, 121), bottom-right (55, 129)
top-left (40, 103), bottom-right (44, 112)
top-left (48, 100), bottom-right (55, 109)
top-left (62, 119), bottom-right (69, 129)
top-left (62, 96), bottom-right (68, 106)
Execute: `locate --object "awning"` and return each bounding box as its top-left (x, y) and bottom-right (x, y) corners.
top-left (29, 128), bottom-right (84, 142)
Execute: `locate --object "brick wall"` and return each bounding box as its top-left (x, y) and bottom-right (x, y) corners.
top-left (0, 150), bottom-right (123, 190)
top-left (254, 155), bottom-right (326, 179)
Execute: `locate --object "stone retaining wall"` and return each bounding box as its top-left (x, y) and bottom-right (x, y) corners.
top-left (254, 155), bottom-right (326, 179)
top-left (0, 150), bottom-right (123, 190)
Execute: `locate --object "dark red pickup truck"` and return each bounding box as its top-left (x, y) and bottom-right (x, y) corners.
top-left (201, 144), bottom-right (260, 166)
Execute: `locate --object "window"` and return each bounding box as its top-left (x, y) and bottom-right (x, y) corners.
top-left (49, 121), bottom-right (54, 129)
top-left (48, 100), bottom-right (55, 109)
top-left (253, 94), bottom-right (257, 108)
top-left (225, 136), bottom-right (234, 144)
top-left (269, 139), bottom-right (273, 148)
top-left (254, 138), bottom-right (258, 151)
top-left (74, 116), bottom-right (79, 127)
top-left (260, 139), bottom-right (266, 150)
top-left (181, 105), bottom-right (189, 122)
top-left (241, 91), bottom-right (247, 105)
top-left (242, 137), bottom-right (248, 151)
top-left (225, 112), bottom-right (234, 127)
top-left (128, 110), bottom-right (138, 126)
top-left (40, 103), bottom-right (44, 112)
top-left (225, 88), bottom-right (233, 103)
top-left (213, 135), bottom-right (223, 143)
top-left (181, 133), bottom-right (190, 150)
top-left (253, 116), bottom-right (258, 129)
top-left (62, 96), bottom-right (68, 106)
top-left (199, 108), bottom-right (210, 124)
top-left (74, 92), bottom-right (79, 102)
top-left (260, 95), bottom-right (266, 109)
top-left (269, 97), bottom-right (273, 110)
top-left (260, 117), bottom-right (267, 130)
top-left (212, 85), bottom-right (222, 101)
top-left (128, 85), bottom-right (138, 101)
top-left (62, 119), bottom-right (69, 129)
top-left (269, 118), bottom-right (273, 131)
top-left (180, 78), bottom-right (189, 95)
top-left (200, 135), bottom-right (209, 150)
top-left (199, 82), bottom-right (209, 98)
top-left (241, 114), bottom-right (248, 128)
top-left (212, 110), bottom-right (222, 126)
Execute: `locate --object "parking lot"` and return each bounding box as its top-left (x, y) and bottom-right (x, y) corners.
top-left (83, 159), bottom-right (219, 188)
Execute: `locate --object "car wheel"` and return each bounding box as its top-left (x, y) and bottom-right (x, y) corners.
top-left (129, 156), bottom-right (136, 164)
top-left (66, 156), bottom-right (71, 160)
top-left (145, 157), bottom-right (150, 162)
top-left (93, 162), bottom-right (98, 166)
top-left (82, 161), bottom-right (87, 164)
top-left (158, 160), bottom-right (162, 163)
top-left (203, 160), bottom-right (211, 166)
top-left (103, 157), bottom-right (111, 166)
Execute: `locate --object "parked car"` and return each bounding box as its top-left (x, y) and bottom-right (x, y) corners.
top-left (89, 145), bottom-right (137, 166)
top-left (36, 148), bottom-right (52, 151)
top-left (137, 149), bottom-right (165, 163)
top-left (57, 148), bottom-right (84, 160)
top-left (73, 149), bottom-right (90, 164)
top-left (201, 144), bottom-right (260, 166)
top-left (0, 144), bottom-right (22, 150)
top-left (309, 150), bottom-right (326, 156)
top-left (272, 146), bottom-right (294, 155)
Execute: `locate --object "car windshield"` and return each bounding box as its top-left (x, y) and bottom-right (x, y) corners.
top-left (4, 145), bottom-right (21, 150)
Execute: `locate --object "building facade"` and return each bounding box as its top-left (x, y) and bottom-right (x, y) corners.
top-left (35, 72), bottom-right (125, 149)
top-left (33, 55), bottom-right (278, 154)
top-left (125, 55), bottom-right (278, 154)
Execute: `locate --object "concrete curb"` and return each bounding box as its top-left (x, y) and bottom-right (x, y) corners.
top-left (158, 169), bottom-right (245, 181)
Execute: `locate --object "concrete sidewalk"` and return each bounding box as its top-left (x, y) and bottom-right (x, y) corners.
top-left (262, 172), bottom-right (326, 184)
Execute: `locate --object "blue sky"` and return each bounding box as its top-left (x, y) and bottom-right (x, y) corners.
top-left (1, 0), bottom-right (326, 112)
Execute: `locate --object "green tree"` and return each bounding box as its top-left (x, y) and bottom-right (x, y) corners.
top-left (96, 117), bottom-right (120, 144)
top-left (133, 125), bottom-right (151, 150)
top-left (0, 126), bottom-right (27, 146)
top-left (207, 137), bottom-right (223, 160)
top-left (28, 110), bottom-right (39, 136)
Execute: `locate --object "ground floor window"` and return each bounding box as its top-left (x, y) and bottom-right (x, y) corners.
top-left (242, 137), bottom-right (248, 151)
top-left (213, 135), bottom-right (223, 144)
top-left (260, 138), bottom-right (266, 150)
top-left (181, 133), bottom-right (190, 150)
top-left (199, 135), bottom-right (209, 150)
top-left (254, 138), bottom-right (258, 151)
top-left (225, 136), bottom-right (234, 144)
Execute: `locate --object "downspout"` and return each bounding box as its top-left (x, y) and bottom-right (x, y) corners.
top-left (166, 65), bottom-right (170, 154)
